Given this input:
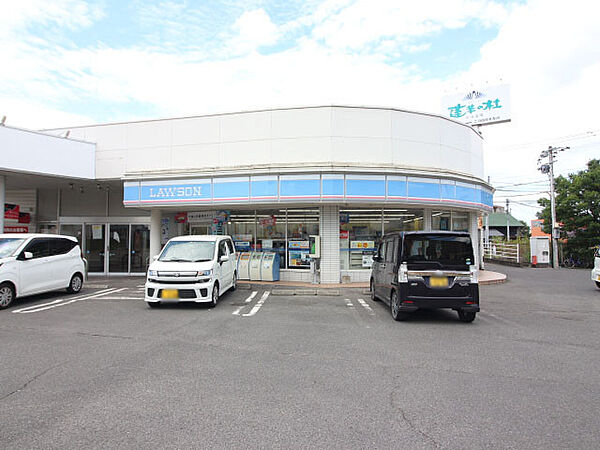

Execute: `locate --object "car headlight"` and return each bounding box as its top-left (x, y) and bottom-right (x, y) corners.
top-left (148, 270), bottom-right (157, 277)
top-left (198, 270), bottom-right (212, 277)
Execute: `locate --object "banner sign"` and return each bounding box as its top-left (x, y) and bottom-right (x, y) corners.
top-left (4, 204), bottom-right (20, 220)
top-left (442, 84), bottom-right (511, 126)
top-left (350, 241), bottom-right (375, 249)
top-left (4, 226), bottom-right (28, 233)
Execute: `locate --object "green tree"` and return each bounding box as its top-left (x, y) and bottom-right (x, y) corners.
top-left (537, 159), bottom-right (600, 265)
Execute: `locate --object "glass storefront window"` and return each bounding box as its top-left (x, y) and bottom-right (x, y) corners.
top-left (256, 209), bottom-right (286, 268)
top-left (228, 211), bottom-right (256, 252)
top-left (340, 209), bottom-right (382, 270)
top-left (432, 211), bottom-right (451, 231)
top-left (432, 211), bottom-right (470, 232)
top-left (287, 209), bottom-right (319, 269)
top-left (59, 224), bottom-right (83, 246)
top-left (452, 212), bottom-right (469, 231)
top-left (383, 208), bottom-right (424, 233)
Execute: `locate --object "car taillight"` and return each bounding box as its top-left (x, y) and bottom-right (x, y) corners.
top-left (398, 262), bottom-right (408, 283)
top-left (469, 265), bottom-right (478, 283)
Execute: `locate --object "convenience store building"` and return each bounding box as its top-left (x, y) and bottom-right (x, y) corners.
top-left (0, 106), bottom-right (493, 283)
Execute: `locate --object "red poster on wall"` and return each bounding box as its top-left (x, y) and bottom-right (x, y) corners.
top-left (18, 212), bottom-right (31, 224)
top-left (175, 212), bottom-right (188, 223)
top-left (4, 204), bottom-right (20, 219)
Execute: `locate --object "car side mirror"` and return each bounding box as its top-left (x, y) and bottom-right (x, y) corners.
top-left (23, 251), bottom-right (33, 260)
top-left (219, 255), bottom-right (229, 263)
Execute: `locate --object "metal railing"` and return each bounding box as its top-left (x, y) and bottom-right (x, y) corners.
top-left (483, 242), bottom-right (520, 263)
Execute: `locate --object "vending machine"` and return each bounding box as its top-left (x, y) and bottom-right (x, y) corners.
top-left (237, 252), bottom-right (252, 280)
top-left (260, 252), bottom-right (280, 281)
top-left (249, 252), bottom-right (264, 281)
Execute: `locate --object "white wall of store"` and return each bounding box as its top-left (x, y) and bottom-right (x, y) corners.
top-left (47, 106), bottom-right (484, 181)
top-left (0, 125), bottom-right (95, 179)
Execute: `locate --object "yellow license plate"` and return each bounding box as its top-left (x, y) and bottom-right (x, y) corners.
top-left (430, 277), bottom-right (448, 288)
top-left (597, 275), bottom-right (600, 281)
top-left (161, 289), bottom-right (179, 299)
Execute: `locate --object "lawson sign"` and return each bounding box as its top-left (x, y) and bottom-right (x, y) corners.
top-left (124, 174), bottom-right (494, 210)
top-left (125, 180), bottom-right (212, 204)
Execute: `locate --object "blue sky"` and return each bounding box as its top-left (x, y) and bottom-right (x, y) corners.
top-left (1, 0), bottom-right (598, 223)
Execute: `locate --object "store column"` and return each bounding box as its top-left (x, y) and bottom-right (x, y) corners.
top-left (320, 205), bottom-right (340, 284)
top-left (423, 209), bottom-right (432, 231)
top-left (469, 211), bottom-right (480, 270)
top-left (150, 209), bottom-right (162, 260)
top-left (0, 175), bottom-right (4, 233)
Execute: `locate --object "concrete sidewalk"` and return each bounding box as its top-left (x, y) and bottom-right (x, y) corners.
top-left (239, 268), bottom-right (507, 289)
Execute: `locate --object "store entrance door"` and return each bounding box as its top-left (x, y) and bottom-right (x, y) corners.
top-left (108, 225), bottom-right (129, 273)
top-left (85, 224), bottom-right (106, 273)
top-left (84, 223), bottom-right (150, 275)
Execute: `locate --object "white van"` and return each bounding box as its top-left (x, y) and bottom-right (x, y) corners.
top-left (0, 234), bottom-right (86, 309)
top-left (145, 235), bottom-right (237, 308)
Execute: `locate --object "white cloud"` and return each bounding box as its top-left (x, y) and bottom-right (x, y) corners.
top-left (306, 0), bottom-right (511, 51)
top-left (230, 8), bottom-right (282, 52)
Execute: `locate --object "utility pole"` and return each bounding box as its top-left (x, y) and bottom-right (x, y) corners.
top-left (505, 199), bottom-right (510, 241)
top-left (538, 145), bottom-right (569, 269)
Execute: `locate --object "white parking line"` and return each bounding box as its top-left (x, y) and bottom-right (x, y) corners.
top-left (232, 291), bottom-right (258, 315)
top-left (13, 288), bottom-right (126, 314)
top-left (345, 298), bottom-right (354, 307)
top-left (11, 288), bottom-right (116, 313)
top-left (242, 291), bottom-right (270, 317)
top-left (357, 298), bottom-right (375, 315)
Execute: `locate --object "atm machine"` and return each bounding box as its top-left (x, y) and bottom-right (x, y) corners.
top-left (249, 252), bottom-right (264, 281)
top-left (238, 252), bottom-right (252, 280)
top-left (260, 252), bottom-right (280, 281)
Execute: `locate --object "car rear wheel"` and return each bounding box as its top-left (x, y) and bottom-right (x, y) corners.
top-left (209, 283), bottom-right (219, 308)
top-left (66, 273), bottom-right (83, 294)
top-left (458, 310), bottom-right (477, 323)
top-left (0, 283), bottom-right (15, 309)
top-left (390, 290), bottom-right (408, 321)
top-left (370, 279), bottom-right (379, 301)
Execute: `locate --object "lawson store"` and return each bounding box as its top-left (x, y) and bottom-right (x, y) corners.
top-left (0, 106), bottom-right (493, 283)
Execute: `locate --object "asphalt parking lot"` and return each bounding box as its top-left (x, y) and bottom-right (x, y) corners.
top-left (1, 264), bottom-right (599, 449)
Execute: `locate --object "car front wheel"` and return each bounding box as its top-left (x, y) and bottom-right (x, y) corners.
top-left (596, 281), bottom-right (600, 289)
top-left (209, 283), bottom-right (219, 308)
top-left (370, 279), bottom-right (379, 301)
top-left (0, 283), bottom-right (15, 309)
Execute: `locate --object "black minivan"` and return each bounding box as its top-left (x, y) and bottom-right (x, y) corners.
top-left (370, 231), bottom-right (479, 322)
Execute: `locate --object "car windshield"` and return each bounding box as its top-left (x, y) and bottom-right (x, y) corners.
top-left (0, 238), bottom-right (26, 258)
top-left (159, 240), bottom-right (215, 262)
top-left (403, 234), bottom-right (473, 270)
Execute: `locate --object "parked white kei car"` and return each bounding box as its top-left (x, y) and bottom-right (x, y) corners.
top-left (0, 234), bottom-right (86, 309)
top-left (592, 246), bottom-right (600, 289)
top-left (145, 235), bottom-right (238, 308)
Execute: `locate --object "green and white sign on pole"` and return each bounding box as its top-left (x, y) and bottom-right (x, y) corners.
top-left (442, 84), bottom-right (511, 126)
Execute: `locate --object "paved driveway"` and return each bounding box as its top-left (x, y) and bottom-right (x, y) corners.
top-left (0, 265), bottom-right (599, 449)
